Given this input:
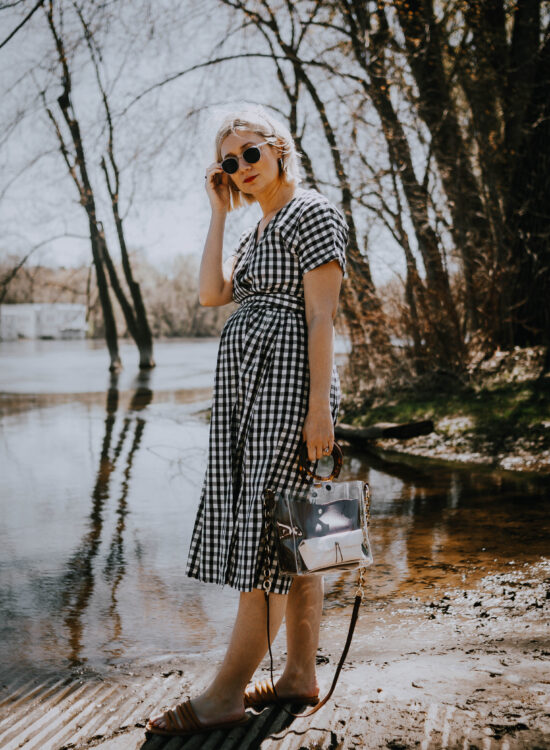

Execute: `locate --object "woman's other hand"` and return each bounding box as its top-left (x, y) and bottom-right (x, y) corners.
top-left (205, 163), bottom-right (230, 214)
top-left (301, 404), bottom-right (334, 462)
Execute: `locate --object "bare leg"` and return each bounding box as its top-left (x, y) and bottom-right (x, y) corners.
top-left (275, 574), bottom-right (324, 697)
top-left (149, 588), bottom-right (287, 728)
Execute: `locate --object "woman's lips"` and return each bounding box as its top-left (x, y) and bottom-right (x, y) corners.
top-left (243, 175), bottom-right (258, 184)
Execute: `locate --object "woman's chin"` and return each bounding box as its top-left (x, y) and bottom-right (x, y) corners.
top-left (240, 183), bottom-right (260, 199)
top-left (241, 179), bottom-right (260, 191)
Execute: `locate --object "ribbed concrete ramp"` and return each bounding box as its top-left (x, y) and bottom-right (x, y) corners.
top-left (1, 660), bottom-right (548, 749)
top-left (0, 669), bottom-right (322, 750)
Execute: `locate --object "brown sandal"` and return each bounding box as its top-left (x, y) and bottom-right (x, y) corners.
top-left (145, 699), bottom-right (250, 737)
top-left (244, 679), bottom-right (320, 711)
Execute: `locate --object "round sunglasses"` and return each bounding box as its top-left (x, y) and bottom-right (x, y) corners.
top-left (220, 141), bottom-right (269, 175)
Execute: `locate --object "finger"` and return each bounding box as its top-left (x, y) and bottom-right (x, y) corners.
top-left (205, 165), bottom-right (223, 182)
top-left (309, 444), bottom-right (322, 462)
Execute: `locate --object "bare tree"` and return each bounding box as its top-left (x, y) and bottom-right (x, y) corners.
top-left (387, 0), bottom-right (549, 353)
top-left (41, 1), bottom-right (156, 369)
top-left (42, 1), bottom-right (120, 369)
top-left (217, 0), bottom-right (396, 387)
top-left (76, 3), bottom-right (155, 368)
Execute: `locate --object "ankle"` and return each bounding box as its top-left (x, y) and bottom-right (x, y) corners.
top-left (279, 667), bottom-right (318, 692)
top-left (202, 683), bottom-right (245, 710)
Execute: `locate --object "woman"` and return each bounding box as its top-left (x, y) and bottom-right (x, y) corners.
top-left (147, 106), bottom-right (348, 737)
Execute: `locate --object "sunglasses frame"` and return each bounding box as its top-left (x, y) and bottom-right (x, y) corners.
top-left (220, 141), bottom-right (270, 175)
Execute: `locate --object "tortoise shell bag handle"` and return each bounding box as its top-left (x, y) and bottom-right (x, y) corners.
top-left (298, 441), bottom-right (343, 482)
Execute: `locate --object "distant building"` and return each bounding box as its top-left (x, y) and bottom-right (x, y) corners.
top-left (0, 303), bottom-right (88, 341)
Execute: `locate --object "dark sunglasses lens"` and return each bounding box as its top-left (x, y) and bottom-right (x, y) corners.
top-left (221, 157), bottom-right (238, 174)
top-left (243, 146), bottom-right (261, 164)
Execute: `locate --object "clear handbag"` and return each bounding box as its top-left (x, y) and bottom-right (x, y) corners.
top-left (263, 442), bottom-right (373, 577)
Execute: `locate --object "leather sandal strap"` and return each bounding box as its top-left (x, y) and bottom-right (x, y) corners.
top-left (165, 708), bottom-right (177, 730)
top-left (257, 679), bottom-right (273, 699)
top-left (175, 703), bottom-right (187, 729)
top-left (179, 700), bottom-right (202, 730)
top-left (160, 700), bottom-right (201, 732)
top-left (247, 678), bottom-right (272, 703)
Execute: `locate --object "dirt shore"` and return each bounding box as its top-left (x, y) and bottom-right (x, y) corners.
top-left (341, 346), bottom-right (550, 475)
top-left (373, 427), bottom-right (550, 474)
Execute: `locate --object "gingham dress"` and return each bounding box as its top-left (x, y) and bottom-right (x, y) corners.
top-left (186, 188), bottom-right (349, 595)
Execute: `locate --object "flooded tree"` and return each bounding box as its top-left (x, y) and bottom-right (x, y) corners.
top-left (43, 1), bottom-right (154, 370)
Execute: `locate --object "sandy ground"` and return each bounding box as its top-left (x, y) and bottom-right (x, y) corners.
top-left (320, 561), bottom-right (550, 749)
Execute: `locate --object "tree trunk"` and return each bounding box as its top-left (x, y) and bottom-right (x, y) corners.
top-left (91, 223), bottom-right (122, 371)
top-left (100, 153), bottom-right (155, 369)
top-left (341, 0), bottom-right (465, 369)
top-left (505, 30), bottom-right (550, 349)
top-left (45, 2), bottom-right (122, 371)
top-left (392, 0), bottom-right (492, 333)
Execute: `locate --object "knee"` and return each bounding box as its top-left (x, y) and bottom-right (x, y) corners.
top-left (290, 574), bottom-right (324, 596)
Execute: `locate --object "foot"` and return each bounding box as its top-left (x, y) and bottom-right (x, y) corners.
top-left (244, 676), bottom-right (319, 710)
top-left (148, 691), bottom-right (247, 732)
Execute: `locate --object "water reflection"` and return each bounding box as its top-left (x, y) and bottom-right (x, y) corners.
top-left (334, 448), bottom-right (550, 605)
top-left (61, 372), bottom-right (153, 666)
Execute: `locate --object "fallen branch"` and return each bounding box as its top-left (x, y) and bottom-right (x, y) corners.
top-left (335, 420), bottom-right (434, 441)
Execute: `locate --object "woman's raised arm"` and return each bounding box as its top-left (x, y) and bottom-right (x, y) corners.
top-left (199, 163), bottom-right (235, 306)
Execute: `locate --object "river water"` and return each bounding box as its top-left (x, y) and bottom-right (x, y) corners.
top-left (0, 339), bottom-right (549, 677)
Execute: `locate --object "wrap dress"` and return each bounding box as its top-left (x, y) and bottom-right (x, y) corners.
top-left (186, 187), bottom-right (349, 594)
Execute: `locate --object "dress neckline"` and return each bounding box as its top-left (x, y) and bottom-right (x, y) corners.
top-left (254, 188), bottom-right (305, 245)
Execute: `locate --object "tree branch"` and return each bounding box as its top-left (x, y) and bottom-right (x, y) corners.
top-left (0, 0), bottom-right (45, 50)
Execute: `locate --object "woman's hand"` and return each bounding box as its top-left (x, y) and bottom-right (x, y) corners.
top-left (301, 404), bottom-right (334, 462)
top-left (205, 162), bottom-right (231, 214)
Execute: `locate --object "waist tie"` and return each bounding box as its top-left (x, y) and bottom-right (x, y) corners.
top-left (240, 293), bottom-right (305, 314)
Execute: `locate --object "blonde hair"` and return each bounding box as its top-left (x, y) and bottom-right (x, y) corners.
top-left (214, 105), bottom-right (302, 211)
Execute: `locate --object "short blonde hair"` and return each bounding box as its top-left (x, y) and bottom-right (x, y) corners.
top-left (214, 105), bottom-right (302, 211)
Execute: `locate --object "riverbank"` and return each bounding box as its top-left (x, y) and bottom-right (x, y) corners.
top-left (341, 346), bottom-right (550, 473)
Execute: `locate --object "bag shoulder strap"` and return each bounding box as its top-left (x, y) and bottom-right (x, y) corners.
top-left (264, 589), bottom-right (362, 718)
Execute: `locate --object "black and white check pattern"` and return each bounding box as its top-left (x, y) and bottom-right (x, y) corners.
top-left (186, 188), bottom-right (348, 594)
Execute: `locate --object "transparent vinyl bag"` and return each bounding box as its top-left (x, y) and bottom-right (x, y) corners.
top-left (268, 444), bottom-right (373, 576)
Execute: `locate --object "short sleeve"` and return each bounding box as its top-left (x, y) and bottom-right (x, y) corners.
top-left (297, 200), bottom-right (348, 278)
